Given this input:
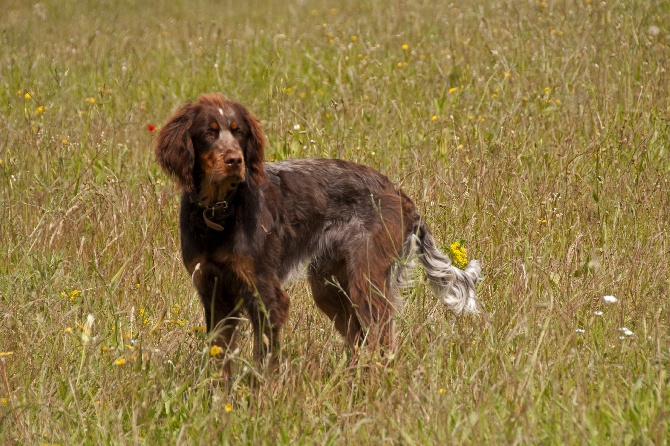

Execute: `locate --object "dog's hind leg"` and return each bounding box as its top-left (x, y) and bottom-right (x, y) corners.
top-left (344, 236), bottom-right (404, 351)
top-left (346, 264), bottom-right (398, 351)
top-left (308, 258), bottom-right (365, 348)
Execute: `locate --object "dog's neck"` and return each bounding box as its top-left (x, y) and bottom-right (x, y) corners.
top-left (195, 178), bottom-right (240, 208)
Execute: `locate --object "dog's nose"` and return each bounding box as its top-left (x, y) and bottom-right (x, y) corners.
top-left (224, 152), bottom-right (243, 167)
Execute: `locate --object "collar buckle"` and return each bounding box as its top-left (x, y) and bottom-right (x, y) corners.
top-left (191, 194), bottom-right (234, 232)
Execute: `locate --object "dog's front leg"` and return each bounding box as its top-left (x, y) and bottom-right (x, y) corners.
top-left (245, 277), bottom-right (290, 367)
top-left (192, 268), bottom-right (246, 382)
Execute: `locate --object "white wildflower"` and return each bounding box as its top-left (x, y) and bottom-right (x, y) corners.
top-left (603, 295), bottom-right (618, 303)
top-left (619, 327), bottom-right (633, 337)
top-left (82, 314), bottom-right (95, 344)
top-left (647, 25), bottom-right (660, 37)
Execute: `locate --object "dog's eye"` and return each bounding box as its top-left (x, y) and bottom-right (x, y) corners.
top-left (230, 121), bottom-right (243, 136)
top-left (205, 122), bottom-right (220, 139)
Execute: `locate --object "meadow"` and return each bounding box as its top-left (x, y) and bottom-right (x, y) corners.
top-left (1, 0), bottom-right (669, 443)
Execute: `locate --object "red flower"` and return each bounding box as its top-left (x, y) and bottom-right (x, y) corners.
top-left (146, 124), bottom-right (156, 133)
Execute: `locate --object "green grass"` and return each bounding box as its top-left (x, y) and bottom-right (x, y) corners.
top-left (1, 0), bottom-right (669, 443)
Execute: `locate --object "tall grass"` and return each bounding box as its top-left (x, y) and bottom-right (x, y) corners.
top-left (1, 0), bottom-right (669, 443)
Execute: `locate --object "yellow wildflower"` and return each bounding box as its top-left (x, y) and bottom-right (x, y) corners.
top-left (351, 35), bottom-right (358, 43)
top-left (449, 241), bottom-right (468, 269)
top-left (224, 403), bottom-right (233, 412)
top-left (0, 351), bottom-right (14, 358)
top-left (63, 289), bottom-right (80, 302)
top-left (35, 106), bottom-right (46, 115)
top-left (139, 308), bottom-right (150, 325)
top-left (438, 388), bottom-right (446, 394)
top-left (431, 115), bottom-right (437, 121)
top-left (114, 358), bottom-right (126, 366)
top-left (209, 345), bottom-right (222, 356)
top-left (85, 97), bottom-right (96, 104)
top-left (401, 43), bottom-right (409, 51)
top-left (24, 93), bottom-right (31, 99)
top-left (1, 397), bottom-right (7, 405)
top-left (448, 87), bottom-right (458, 94)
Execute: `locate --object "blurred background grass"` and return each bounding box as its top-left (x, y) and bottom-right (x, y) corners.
top-left (1, 0), bottom-right (669, 443)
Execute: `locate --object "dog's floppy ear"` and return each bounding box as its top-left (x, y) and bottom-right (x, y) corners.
top-left (231, 101), bottom-right (266, 184)
top-left (155, 103), bottom-right (198, 192)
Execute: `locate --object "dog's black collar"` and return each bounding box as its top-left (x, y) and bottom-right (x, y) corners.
top-left (189, 188), bottom-right (238, 232)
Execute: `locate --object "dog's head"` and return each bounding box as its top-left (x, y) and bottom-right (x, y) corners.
top-left (155, 94), bottom-right (266, 195)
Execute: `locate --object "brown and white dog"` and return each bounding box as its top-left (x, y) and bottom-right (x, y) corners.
top-left (156, 93), bottom-right (482, 364)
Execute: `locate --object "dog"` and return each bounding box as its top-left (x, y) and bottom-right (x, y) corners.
top-left (155, 93), bottom-right (482, 364)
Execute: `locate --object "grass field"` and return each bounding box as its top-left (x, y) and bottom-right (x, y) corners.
top-left (1, 0), bottom-right (669, 443)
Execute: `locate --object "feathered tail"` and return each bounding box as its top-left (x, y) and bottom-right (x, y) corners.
top-left (405, 222), bottom-right (482, 314)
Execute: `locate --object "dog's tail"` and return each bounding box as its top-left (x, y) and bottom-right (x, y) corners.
top-left (405, 221), bottom-right (482, 314)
